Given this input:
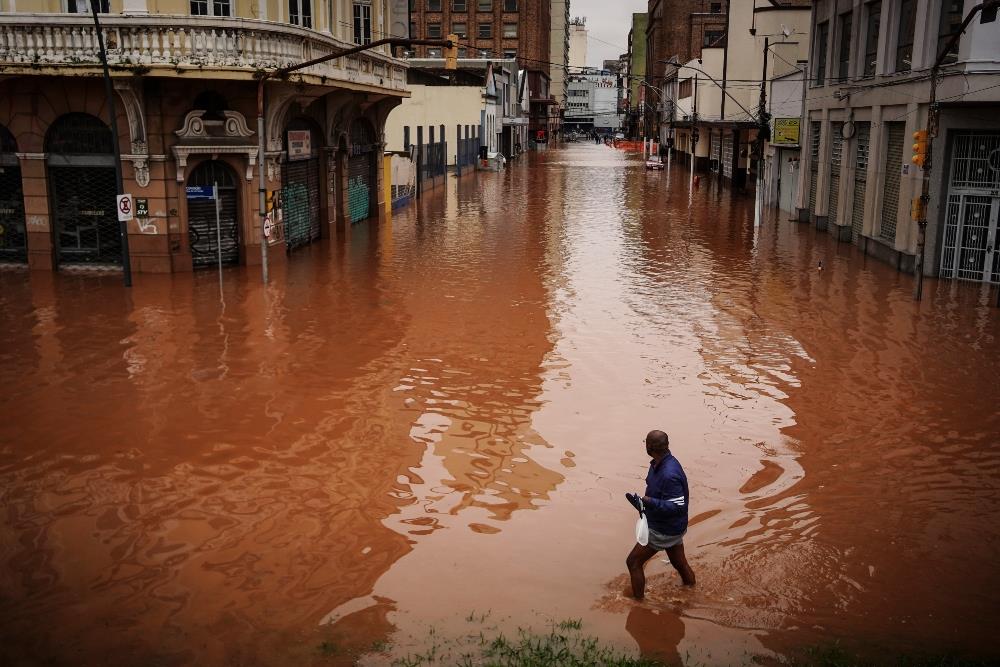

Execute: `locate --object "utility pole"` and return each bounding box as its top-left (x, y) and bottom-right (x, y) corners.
top-left (254, 36), bottom-right (455, 283)
top-left (755, 37), bottom-right (771, 221)
top-left (913, 0), bottom-right (998, 302)
top-left (90, 0), bottom-right (132, 287)
top-left (691, 74), bottom-right (699, 185)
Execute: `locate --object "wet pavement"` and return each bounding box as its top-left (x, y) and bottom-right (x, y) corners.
top-left (2, 144), bottom-right (999, 665)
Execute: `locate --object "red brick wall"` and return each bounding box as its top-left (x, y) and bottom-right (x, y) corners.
top-left (646, 0), bottom-right (728, 83)
top-left (410, 0), bottom-right (551, 79)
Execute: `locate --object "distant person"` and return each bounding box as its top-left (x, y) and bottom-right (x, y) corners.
top-left (625, 430), bottom-right (695, 598)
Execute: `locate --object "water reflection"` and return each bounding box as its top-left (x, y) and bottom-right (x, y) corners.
top-left (1, 143), bottom-right (999, 664)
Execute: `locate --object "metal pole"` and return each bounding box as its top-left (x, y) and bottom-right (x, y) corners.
top-left (756, 37), bottom-right (770, 223)
top-left (691, 75), bottom-right (698, 185)
top-left (90, 0), bottom-right (132, 287)
top-left (257, 79), bottom-right (269, 284)
top-left (214, 182), bottom-right (223, 281)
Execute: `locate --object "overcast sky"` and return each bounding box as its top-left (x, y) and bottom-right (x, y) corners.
top-left (571, 0), bottom-right (648, 68)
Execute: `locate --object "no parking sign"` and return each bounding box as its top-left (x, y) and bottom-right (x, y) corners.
top-left (116, 194), bottom-right (134, 222)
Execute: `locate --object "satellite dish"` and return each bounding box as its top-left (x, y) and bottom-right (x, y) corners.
top-left (781, 25), bottom-right (792, 38)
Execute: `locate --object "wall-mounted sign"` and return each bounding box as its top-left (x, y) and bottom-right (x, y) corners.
top-left (772, 118), bottom-right (801, 145)
top-left (287, 130), bottom-right (311, 161)
top-left (136, 198), bottom-right (149, 217)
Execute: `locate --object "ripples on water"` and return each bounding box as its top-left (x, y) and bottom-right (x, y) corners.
top-left (1, 144), bottom-right (998, 664)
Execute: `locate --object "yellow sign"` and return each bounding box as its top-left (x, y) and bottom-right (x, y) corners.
top-left (773, 118), bottom-right (801, 145)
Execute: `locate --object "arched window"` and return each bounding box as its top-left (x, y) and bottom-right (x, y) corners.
top-left (45, 113), bottom-right (112, 155)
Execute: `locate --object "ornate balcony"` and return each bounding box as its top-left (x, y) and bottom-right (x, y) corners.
top-left (0, 14), bottom-right (407, 93)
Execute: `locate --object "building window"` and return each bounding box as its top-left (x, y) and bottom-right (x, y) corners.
top-left (703, 30), bottom-right (724, 47)
top-left (503, 22), bottom-right (517, 38)
top-left (458, 47), bottom-right (468, 57)
top-left (503, 49), bottom-right (516, 58)
top-left (191, 0), bottom-right (229, 15)
top-left (504, 0), bottom-right (517, 10)
top-left (814, 21), bottom-right (829, 85)
top-left (937, 0), bottom-right (964, 64)
top-left (895, 0), bottom-right (916, 72)
top-left (410, 21), bottom-right (417, 37)
top-left (478, 22), bottom-right (492, 38)
top-left (478, 0), bottom-right (492, 11)
top-left (452, 22), bottom-right (467, 37)
top-left (678, 78), bottom-right (692, 99)
top-left (70, 0), bottom-right (110, 11)
top-left (837, 12), bottom-right (852, 80)
top-left (427, 47), bottom-right (443, 56)
top-left (710, 2), bottom-right (721, 13)
top-left (427, 0), bottom-right (441, 10)
top-left (289, 0), bottom-right (312, 27)
top-left (354, 1), bottom-right (372, 45)
top-left (863, 1), bottom-right (881, 77)
top-left (453, 0), bottom-right (466, 9)
top-left (427, 23), bottom-right (442, 38)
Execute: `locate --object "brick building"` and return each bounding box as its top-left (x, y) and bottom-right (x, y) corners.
top-left (645, 0), bottom-right (728, 89)
top-left (408, 0), bottom-right (555, 141)
top-left (0, 1), bottom-right (408, 275)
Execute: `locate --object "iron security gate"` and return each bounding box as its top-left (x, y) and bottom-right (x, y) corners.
top-left (879, 122), bottom-right (905, 242)
top-left (0, 126), bottom-right (26, 262)
top-left (46, 113), bottom-right (120, 266)
top-left (348, 119), bottom-right (377, 223)
top-left (851, 122), bottom-right (871, 242)
top-left (940, 132), bottom-right (1000, 283)
top-left (722, 133), bottom-right (734, 179)
top-left (828, 122), bottom-right (844, 225)
top-left (49, 167), bottom-right (119, 265)
top-left (187, 161), bottom-right (239, 268)
top-left (808, 121), bottom-right (821, 215)
top-left (282, 158), bottom-right (321, 251)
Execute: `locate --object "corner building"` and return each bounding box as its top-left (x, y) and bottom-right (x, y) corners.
top-left (0, 0), bottom-right (407, 273)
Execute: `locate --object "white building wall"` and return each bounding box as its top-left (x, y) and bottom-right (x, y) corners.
top-left (384, 85), bottom-right (484, 166)
top-left (569, 22), bottom-right (588, 70)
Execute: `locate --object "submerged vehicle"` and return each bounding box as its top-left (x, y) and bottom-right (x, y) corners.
top-left (645, 155), bottom-right (665, 171)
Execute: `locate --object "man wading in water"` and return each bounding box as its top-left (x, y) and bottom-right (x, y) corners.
top-left (625, 430), bottom-right (696, 597)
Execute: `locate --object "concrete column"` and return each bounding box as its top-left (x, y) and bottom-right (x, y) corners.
top-left (19, 156), bottom-right (54, 271)
top-left (864, 105), bottom-right (884, 239)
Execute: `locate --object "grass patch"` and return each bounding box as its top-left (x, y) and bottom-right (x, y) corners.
top-left (391, 622), bottom-right (664, 667)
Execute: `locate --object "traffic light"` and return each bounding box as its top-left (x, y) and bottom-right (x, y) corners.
top-left (445, 34), bottom-right (458, 70)
top-left (912, 130), bottom-right (928, 168)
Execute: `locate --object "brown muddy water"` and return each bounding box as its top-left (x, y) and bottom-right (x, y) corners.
top-left (1, 145), bottom-right (999, 666)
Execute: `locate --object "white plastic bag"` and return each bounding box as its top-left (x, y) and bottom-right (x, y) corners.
top-left (635, 514), bottom-right (649, 546)
top-left (635, 500), bottom-right (649, 546)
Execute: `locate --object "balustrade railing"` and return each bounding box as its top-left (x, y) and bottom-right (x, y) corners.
top-left (0, 14), bottom-right (406, 90)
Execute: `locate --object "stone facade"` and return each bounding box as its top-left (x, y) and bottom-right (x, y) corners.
top-left (0, 9), bottom-right (406, 274)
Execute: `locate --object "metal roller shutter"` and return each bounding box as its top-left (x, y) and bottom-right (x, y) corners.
top-left (808, 121), bottom-right (821, 214)
top-left (829, 122), bottom-right (843, 225)
top-left (722, 134), bottom-right (733, 178)
top-left (851, 122), bottom-right (871, 242)
top-left (187, 161), bottom-right (240, 269)
top-left (282, 157), bottom-right (321, 251)
top-left (348, 120), bottom-right (378, 224)
top-left (879, 122), bottom-right (905, 242)
top-left (50, 166), bottom-right (120, 266)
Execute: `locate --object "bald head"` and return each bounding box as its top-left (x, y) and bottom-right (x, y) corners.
top-left (645, 430), bottom-right (670, 458)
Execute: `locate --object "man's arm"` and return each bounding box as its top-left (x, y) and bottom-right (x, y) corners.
top-left (641, 493), bottom-right (685, 516)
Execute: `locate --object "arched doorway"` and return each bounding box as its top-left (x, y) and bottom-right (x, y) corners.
top-left (281, 117), bottom-right (323, 251)
top-left (0, 124), bottom-right (26, 263)
top-left (348, 118), bottom-right (378, 223)
top-left (45, 113), bottom-right (119, 266)
top-left (186, 160), bottom-right (240, 268)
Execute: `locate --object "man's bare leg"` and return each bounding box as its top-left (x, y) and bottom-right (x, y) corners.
top-left (626, 543), bottom-right (659, 599)
top-left (665, 543), bottom-right (696, 586)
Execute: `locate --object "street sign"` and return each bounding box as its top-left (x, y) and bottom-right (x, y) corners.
top-left (186, 185), bottom-right (216, 200)
top-left (116, 194), bottom-right (134, 222)
top-left (287, 130), bottom-right (311, 161)
top-left (263, 215), bottom-right (273, 238)
top-left (773, 118), bottom-right (801, 145)
top-left (136, 198), bottom-right (149, 217)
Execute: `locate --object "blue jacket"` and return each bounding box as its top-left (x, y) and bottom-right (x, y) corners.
top-left (643, 454), bottom-right (689, 535)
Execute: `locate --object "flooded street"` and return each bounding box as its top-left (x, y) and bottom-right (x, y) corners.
top-left (2, 144), bottom-right (999, 665)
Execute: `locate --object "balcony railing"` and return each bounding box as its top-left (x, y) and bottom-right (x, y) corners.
top-left (0, 14), bottom-right (407, 91)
